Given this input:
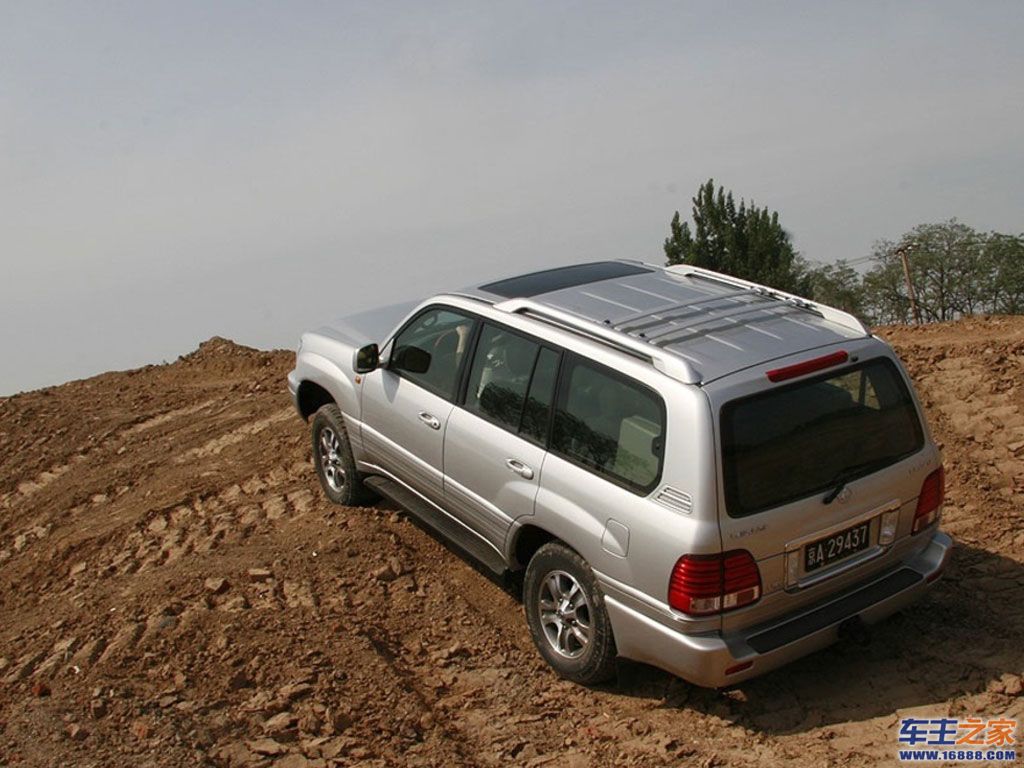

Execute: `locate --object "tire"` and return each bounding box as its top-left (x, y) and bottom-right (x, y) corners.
top-left (310, 404), bottom-right (376, 506)
top-left (524, 542), bottom-right (617, 685)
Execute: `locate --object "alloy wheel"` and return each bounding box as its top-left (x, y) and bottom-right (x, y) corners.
top-left (318, 427), bottom-right (347, 492)
top-left (537, 570), bottom-right (592, 658)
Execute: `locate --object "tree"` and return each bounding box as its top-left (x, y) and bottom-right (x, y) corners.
top-left (859, 243), bottom-right (911, 324)
top-left (901, 220), bottom-right (985, 321)
top-left (664, 179), bottom-right (809, 293)
top-left (856, 221), bottom-right (1024, 324)
top-left (805, 260), bottom-right (864, 316)
top-left (984, 233), bottom-right (1024, 314)
top-left (665, 189), bottom-right (1024, 324)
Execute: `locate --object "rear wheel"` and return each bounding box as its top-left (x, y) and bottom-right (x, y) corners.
top-left (311, 404), bottom-right (376, 506)
top-left (524, 542), bottom-right (617, 685)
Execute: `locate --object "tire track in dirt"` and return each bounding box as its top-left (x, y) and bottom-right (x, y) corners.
top-left (176, 408), bottom-right (294, 462)
top-left (1, 399), bottom-right (222, 510)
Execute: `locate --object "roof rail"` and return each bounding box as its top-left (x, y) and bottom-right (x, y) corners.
top-left (665, 264), bottom-right (870, 336)
top-left (435, 291), bottom-right (496, 306)
top-left (494, 298), bottom-right (702, 385)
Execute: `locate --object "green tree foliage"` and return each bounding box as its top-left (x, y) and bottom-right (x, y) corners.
top-left (862, 221), bottom-right (980, 323)
top-left (985, 233), bottom-right (1024, 314)
top-left (808, 220), bottom-right (1024, 325)
top-left (664, 179), bottom-right (809, 293)
top-left (805, 260), bottom-right (864, 316)
top-left (856, 219), bottom-right (1024, 325)
top-left (665, 185), bottom-right (1022, 324)
top-left (859, 253), bottom-right (914, 325)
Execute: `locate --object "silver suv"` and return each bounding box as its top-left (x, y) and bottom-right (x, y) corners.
top-left (287, 260), bottom-right (951, 687)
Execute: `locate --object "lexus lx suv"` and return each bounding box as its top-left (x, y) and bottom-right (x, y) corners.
top-left (287, 260), bottom-right (951, 687)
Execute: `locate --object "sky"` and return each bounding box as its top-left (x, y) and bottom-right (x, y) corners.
top-left (2, 1), bottom-right (1022, 395)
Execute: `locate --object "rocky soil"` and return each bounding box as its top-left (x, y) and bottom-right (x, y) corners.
top-left (1, 319), bottom-right (1022, 767)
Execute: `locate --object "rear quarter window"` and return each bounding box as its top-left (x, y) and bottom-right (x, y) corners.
top-left (552, 356), bottom-right (666, 494)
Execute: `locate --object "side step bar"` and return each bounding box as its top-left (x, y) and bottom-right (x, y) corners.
top-left (363, 476), bottom-right (509, 578)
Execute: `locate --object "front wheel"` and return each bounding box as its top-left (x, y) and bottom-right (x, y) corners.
top-left (310, 404), bottom-right (376, 506)
top-left (523, 542), bottom-right (617, 685)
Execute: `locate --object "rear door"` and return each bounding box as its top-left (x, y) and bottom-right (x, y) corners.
top-left (443, 323), bottom-right (558, 550)
top-left (707, 340), bottom-right (941, 630)
top-left (360, 306), bottom-right (476, 503)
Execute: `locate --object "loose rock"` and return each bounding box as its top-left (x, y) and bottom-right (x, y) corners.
top-left (205, 577), bottom-right (230, 594)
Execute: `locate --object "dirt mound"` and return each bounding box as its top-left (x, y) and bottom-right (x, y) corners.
top-left (177, 337), bottom-right (285, 379)
top-left (2, 322), bottom-right (1023, 767)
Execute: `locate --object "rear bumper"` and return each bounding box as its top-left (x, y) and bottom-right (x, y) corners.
top-left (606, 529), bottom-right (952, 688)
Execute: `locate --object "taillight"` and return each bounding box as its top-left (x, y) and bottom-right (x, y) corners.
top-left (668, 550), bottom-right (761, 616)
top-left (912, 466), bottom-right (945, 534)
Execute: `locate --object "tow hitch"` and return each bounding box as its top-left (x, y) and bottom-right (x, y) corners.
top-left (838, 615), bottom-right (871, 646)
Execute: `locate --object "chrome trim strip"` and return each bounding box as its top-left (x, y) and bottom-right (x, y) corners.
top-left (784, 499), bottom-right (901, 589)
top-left (360, 423), bottom-right (439, 479)
top-left (784, 499), bottom-right (900, 552)
top-left (442, 475), bottom-right (515, 526)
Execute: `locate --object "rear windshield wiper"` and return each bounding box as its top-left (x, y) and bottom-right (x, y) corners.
top-left (821, 457), bottom-right (897, 504)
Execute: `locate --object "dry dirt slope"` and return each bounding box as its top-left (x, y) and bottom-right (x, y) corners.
top-left (0, 320), bottom-right (1022, 768)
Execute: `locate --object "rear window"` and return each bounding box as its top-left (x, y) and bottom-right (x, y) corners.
top-left (721, 358), bottom-right (924, 517)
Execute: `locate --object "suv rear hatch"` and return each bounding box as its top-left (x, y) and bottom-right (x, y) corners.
top-left (706, 339), bottom-right (943, 633)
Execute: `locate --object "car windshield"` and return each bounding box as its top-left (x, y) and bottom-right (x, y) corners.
top-left (720, 358), bottom-right (924, 517)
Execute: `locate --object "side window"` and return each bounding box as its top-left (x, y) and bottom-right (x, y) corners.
top-left (464, 324), bottom-right (540, 431)
top-left (390, 308), bottom-right (475, 399)
top-left (520, 347), bottom-right (560, 443)
top-left (552, 358), bottom-right (665, 493)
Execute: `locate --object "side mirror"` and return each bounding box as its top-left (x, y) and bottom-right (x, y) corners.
top-left (353, 343), bottom-right (380, 373)
top-left (392, 345), bottom-right (431, 375)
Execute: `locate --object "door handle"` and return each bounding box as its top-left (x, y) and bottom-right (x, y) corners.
top-left (505, 458), bottom-right (534, 480)
top-left (417, 412), bottom-right (441, 430)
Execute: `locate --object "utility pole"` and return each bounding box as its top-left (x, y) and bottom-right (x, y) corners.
top-left (895, 243), bottom-right (922, 325)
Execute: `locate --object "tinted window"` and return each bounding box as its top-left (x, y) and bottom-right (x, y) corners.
top-left (391, 308), bottom-right (474, 399)
top-left (464, 324), bottom-right (539, 430)
top-left (552, 358), bottom-right (665, 493)
top-left (721, 358), bottom-right (925, 517)
top-left (521, 347), bottom-right (560, 443)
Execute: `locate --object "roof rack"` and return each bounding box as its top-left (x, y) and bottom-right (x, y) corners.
top-left (436, 291), bottom-right (495, 306)
top-left (494, 298), bottom-right (702, 384)
top-left (665, 264), bottom-right (870, 336)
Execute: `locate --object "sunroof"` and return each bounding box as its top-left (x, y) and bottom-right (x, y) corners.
top-left (479, 261), bottom-right (652, 298)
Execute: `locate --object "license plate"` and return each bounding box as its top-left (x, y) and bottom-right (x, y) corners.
top-left (804, 521), bottom-right (872, 572)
